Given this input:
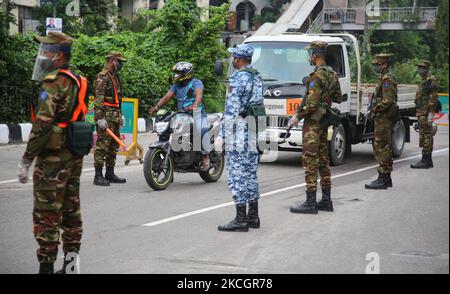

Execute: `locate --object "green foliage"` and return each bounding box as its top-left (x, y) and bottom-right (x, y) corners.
top-left (0, 5), bottom-right (39, 124)
top-left (32, 0), bottom-right (117, 37)
top-left (1, 0), bottom-right (228, 123)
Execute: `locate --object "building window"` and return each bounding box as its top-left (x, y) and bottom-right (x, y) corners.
top-left (236, 1), bottom-right (256, 32)
top-left (149, 0), bottom-right (159, 10)
top-left (18, 5), bottom-right (32, 33)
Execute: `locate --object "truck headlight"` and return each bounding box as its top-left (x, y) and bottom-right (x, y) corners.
top-left (155, 122), bottom-right (169, 134)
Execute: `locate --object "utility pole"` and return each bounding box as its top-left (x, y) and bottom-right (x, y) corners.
top-left (53, 0), bottom-right (57, 17)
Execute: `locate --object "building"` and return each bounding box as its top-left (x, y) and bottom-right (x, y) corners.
top-left (117, 0), bottom-right (273, 33)
top-left (1, 0), bottom-right (40, 34)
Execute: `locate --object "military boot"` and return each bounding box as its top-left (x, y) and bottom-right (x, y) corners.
top-left (411, 153), bottom-right (433, 169)
top-left (93, 167), bottom-right (110, 186)
top-left (385, 172), bottom-right (393, 188)
top-left (38, 262), bottom-right (54, 274)
top-left (290, 191), bottom-right (318, 214)
top-left (317, 186), bottom-right (333, 212)
top-left (218, 204), bottom-right (249, 232)
top-left (105, 166), bottom-right (126, 183)
top-left (427, 153), bottom-right (434, 168)
top-left (365, 172), bottom-right (388, 189)
top-left (247, 200), bottom-right (260, 229)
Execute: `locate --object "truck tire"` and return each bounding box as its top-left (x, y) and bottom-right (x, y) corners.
top-left (392, 119), bottom-right (406, 158)
top-left (329, 124), bottom-right (346, 166)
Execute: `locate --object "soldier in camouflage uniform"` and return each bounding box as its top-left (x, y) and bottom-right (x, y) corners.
top-left (365, 53), bottom-right (398, 190)
top-left (217, 44), bottom-right (264, 232)
top-left (410, 59), bottom-right (438, 169)
top-left (93, 52), bottom-right (127, 186)
top-left (17, 32), bottom-right (83, 274)
top-left (288, 41), bottom-right (342, 214)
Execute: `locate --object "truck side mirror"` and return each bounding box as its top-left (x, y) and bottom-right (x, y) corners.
top-left (214, 60), bottom-right (224, 77)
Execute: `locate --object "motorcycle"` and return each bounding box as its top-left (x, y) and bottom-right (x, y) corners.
top-left (144, 109), bottom-right (225, 190)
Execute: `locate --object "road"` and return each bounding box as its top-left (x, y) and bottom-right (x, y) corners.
top-left (0, 126), bottom-right (448, 274)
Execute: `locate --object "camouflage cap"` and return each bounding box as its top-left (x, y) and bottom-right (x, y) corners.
top-left (107, 51), bottom-right (127, 62)
top-left (416, 59), bottom-right (431, 68)
top-left (33, 31), bottom-right (73, 46)
top-left (305, 40), bottom-right (328, 50)
top-left (228, 44), bottom-right (254, 59)
top-left (372, 53), bottom-right (393, 64)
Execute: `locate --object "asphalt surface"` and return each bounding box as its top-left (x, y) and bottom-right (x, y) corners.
top-left (0, 126), bottom-right (448, 274)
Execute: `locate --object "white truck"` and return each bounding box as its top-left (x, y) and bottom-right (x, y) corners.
top-left (237, 33), bottom-right (418, 165)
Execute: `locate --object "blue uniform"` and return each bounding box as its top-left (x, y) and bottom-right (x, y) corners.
top-left (220, 64), bottom-right (263, 205)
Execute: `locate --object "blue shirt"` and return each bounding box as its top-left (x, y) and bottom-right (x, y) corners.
top-left (169, 78), bottom-right (204, 111)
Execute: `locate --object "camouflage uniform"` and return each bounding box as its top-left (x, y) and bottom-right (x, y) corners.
top-left (298, 65), bottom-right (342, 192)
top-left (21, 33), bottom-right (83, 268)
top-left (93, 56), bottom-right (125, 169)
top-left (290, 40), bottom-right (342, 214)
top-left (222, 65), bottom-right (263, 205)
top-left (218, 44), bottom-right (264, 232)
top-left (365, 53), bottom-right (398, 190)
top-left (414, 60), bottom-right (438, 155)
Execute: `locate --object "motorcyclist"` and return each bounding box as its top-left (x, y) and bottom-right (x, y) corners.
top-left (149, 62), bottom-right (210, 171)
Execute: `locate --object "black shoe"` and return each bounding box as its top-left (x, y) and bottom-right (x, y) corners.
top-left (427, 153), bottom-right (434, 168)
top-left (290, 191), bottom-right (318, 214)
top-left (317, 186), bottom-right (333, 212)
top-left (247, 200), bottom-right (260, 229)
top-left (411, 154), bottom-right (433, 169)
top-left (365, 173), bottom-right (388, 190)
top-left (218, 204), bottom-right (249, 232)
top-left (38, 262), bottom-right (54, 274)
top-left (93, 167), bottom-right (110, 186)
top-left (105, 166), bottom-right (126, 183)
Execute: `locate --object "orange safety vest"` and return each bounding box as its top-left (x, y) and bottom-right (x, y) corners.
top-left (103, 72), bottom-right (120, 108)
top-left (57, 69), bottom-right (89, 128)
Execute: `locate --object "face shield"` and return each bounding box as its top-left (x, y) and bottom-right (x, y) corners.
top-left (31, 43), bottom-right (70, 82)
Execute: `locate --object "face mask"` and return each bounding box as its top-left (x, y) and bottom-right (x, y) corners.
top-left (114, 61), bottom-right (123, 72)
top-left (373, 64), bottom-right (383, 74)
top-left (31, 53), bottom-right (57, 82)
top-left (418, 68), bottom-right (427, 76)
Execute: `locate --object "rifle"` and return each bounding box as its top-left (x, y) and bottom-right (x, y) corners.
top-left (363, 93), bottom-right (374, 135)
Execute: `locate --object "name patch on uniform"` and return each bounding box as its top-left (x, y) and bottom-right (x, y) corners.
top-left (39, 91), bottom-right (49, 101)
top-left (383, 81), bottom-right (391, 88)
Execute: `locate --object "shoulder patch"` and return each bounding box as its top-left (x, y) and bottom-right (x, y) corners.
top-left (309, 81), bottom-right (316, 88)
top-left (39, 90), bottom-right (49, 101)
top-left (383, 81), bottom-right (391, 88)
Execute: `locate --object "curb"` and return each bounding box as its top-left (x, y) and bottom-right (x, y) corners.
top-left (0, 119), bottom-right (151, 145)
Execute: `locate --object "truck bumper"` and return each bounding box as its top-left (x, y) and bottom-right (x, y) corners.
top-left (261, 126), bottom-right (334, 149)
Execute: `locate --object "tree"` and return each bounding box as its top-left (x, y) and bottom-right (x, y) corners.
top-left (434, 0), bottom-right (448, 91)
top-left (32, 0), bottom-right (117, 37)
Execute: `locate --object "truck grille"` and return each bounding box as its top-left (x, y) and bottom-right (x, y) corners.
top-left (267, 116), bottom-right (289, 128)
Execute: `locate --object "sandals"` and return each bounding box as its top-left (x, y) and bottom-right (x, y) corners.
top-left (199, 161), bottom-right (211, 172)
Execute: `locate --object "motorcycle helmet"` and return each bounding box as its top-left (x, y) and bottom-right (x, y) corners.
top-left (172, 61), bottom-right (193, 84)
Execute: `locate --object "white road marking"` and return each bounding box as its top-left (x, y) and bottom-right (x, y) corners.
top-left (142, 148), bottom-right (449, 227)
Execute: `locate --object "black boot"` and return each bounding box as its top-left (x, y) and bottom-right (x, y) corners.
top-left (365, 172), bottom-right (388, 190)
top-left (93, 167), bottom-right (110, 186)
top-left (385, 172), bottom-right (393, 188)
top-left (411, 153), bottom-right (432, 169)
top-left (247, 200), bottom-right (260, 229)
top-left (105, 166), bottom-right (126, 183)
top-left (290, 191), bottom-right (318, 214)
top-left (38, 262), bottom-right (54, 274)
top-left (317, 186), bottom-right (333, 212)
top-left (427, 153), bottom-right (434, 168)
top-left (218, 204), bottom-right (249, 232)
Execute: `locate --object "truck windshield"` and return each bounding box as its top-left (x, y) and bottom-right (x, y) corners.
top-left (246, 41), bottom-right (314, 84)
